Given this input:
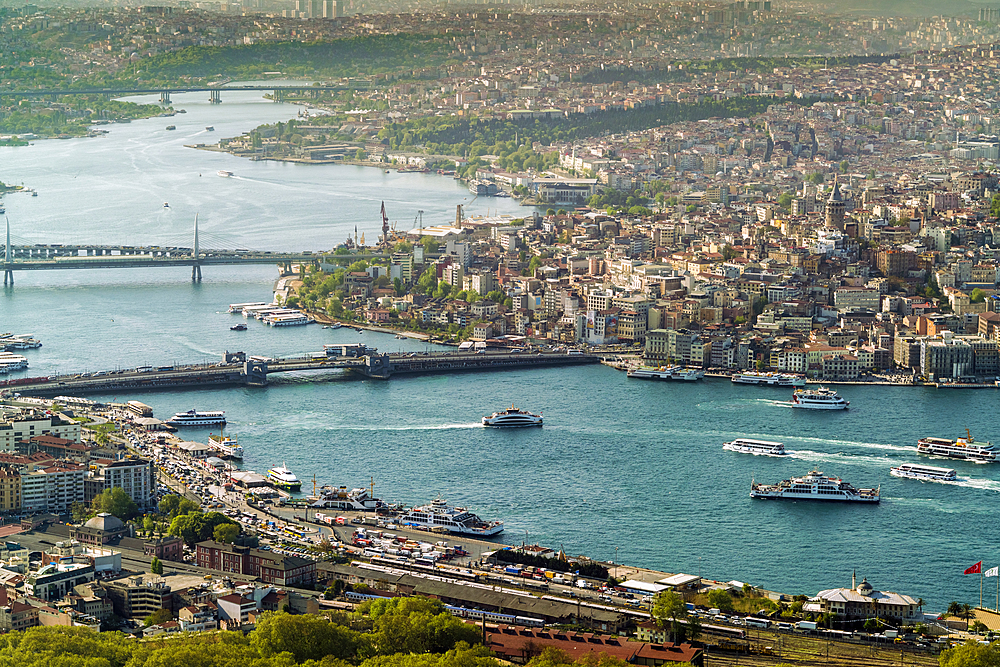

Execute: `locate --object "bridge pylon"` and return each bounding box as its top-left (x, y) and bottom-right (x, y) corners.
top-left (3, 217), bottom-right (11, 287)
top-left (191, 214), bottom-right (201, 281)
top-left (209, 89), bottom-right (221, 104)
top-left (160, 91), bottom-right (171, 105)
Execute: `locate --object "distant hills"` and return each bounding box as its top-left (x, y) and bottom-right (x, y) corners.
top-left (817, 0), bottom-right (987, 17)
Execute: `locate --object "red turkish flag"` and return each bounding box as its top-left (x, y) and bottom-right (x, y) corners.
top-left (965, 561), bottom-right (983, 575)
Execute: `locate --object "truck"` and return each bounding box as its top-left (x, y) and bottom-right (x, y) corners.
top-left (884, 630), bottom-right (898, 639)
top-left (576, 579), bottom-right (592, 589)
top-left (796, 621), bottom-right (818, 632)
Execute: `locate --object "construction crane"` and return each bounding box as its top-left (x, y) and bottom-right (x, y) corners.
top-left (413, 210), bottom-right (424, 230)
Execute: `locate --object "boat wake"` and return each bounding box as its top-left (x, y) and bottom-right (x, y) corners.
top-left (787, 449), bottom-right (893, 467)
top-left (326, 423), bottom-right (484, 431)
top-left (789, 436), bottom-right (912, 453)
top-left (758, 399), bottom-right (794, 408)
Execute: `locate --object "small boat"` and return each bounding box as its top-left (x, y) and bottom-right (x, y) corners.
top-left (163, 202), bottom-right (169, 208)
top-left (0, 207), bottom-right (5, 215)
top-left (31, 191), bottom-right (37, 197)
top-left (231, 323), bottom-right (247, 331)
top-left (356, 328), bottom-right (364, 333)
top-left (165, 125), bottom-right (176, 130)
top-left (483, 406), bottom-right (543, 428)
top-left (218, 170), bottom-right (233, 178)
top-left (205, 126), bottom-right (215, 131)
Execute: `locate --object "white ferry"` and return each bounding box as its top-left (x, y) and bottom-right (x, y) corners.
top-left (627, 365), bottom-right (704, 381)
top-left (917, 430), bottom-right (996, 463)
top-left (0, 353), bottom-right (28, 374)
top-left (218, 170), bottom-right (233, 177)
top-left (790, 387), bottom-right (849, 410)
top-left (889, 464), bottom-right (957, 481)
top-left (732, 371), bottom-right (805, 387)
top-left (311, 486), bottom-right (383, 511)
top-left (0, 334), bottom-right (42, 350)
top-left (399, 497), bottom-right (504, 536)
top-left (268, 464), bottom-right (301, 491)
top-left (228, 302), bottom-right (269, 314)
top-left (166, 410), bottom-right (226, 427)
top-left (208, 433), bottom-right (243, 460)
top-left (750, 470), bottom-right (880, 503)
top-left (482, 407), bottom-right (543, 428)
top-left (722, 438), bottom-right (787, 456)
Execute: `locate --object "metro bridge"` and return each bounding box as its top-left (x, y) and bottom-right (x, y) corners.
top-left (2, 218), bottom-right (383, 285)
top-left (0, 83), bottom-right (370, 105)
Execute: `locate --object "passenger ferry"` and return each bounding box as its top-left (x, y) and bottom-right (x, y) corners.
top-left (627, 365), bottom-right (705, 381)
top-left (398, 497), bottom-right (504, 536)
top-left (166, 410), bottom-right (226, 427)
top-left (750, 470), bottom-right (880, 503)
top-left (482, 407), bottom-right (543, 428)
top-left (732, 371), bottom-right (805, 387)
top-left (208, 433), bottom-right (243, 460)
top-left (889, 463), bottom-right (957, 481)
top-left (0, 334), bottom-right (42, 350)
top-left (722, 438), bottom-right (787, 456)
top-left (0, 353), bottom-right (28, 374)
top-left (268, 464), bottom-right (301, 491)
top-left (228, 302), bottom-right (269, 314)
top-left (217, 170), bottom-right (233, 177)
top-left (917, 430), bottom-right (996, 463)
top-left (790, 387), bottom-right (849, 410)
top-left (311, 486), bottom-right (383, 511)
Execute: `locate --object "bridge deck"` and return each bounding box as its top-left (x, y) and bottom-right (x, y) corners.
top-left (2, 352), bottom-right (599, 396)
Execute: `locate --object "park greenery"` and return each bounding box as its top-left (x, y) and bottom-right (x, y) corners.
top-left (122, 35), bottom-right (457, 85)
top-left (167, 507), bottom-right (241, 547)
top-left (0, 97), bottom-right (168, 137)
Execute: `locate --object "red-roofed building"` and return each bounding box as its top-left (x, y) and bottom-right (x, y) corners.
top-left (483, 625), bottom-right (703, 665)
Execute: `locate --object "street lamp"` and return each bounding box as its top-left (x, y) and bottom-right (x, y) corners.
top-left (614, 546), bottom-right (619, 580)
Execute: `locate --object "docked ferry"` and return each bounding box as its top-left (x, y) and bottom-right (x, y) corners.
top-left (722, 438), bottom-right (787, 456)
top-left (627, 366), bottom-right (704, 381)
top-left (208, 433), bottom-right (243, 460)
top-left (311, 486), bottom-right (383, 511)
top-left (889, 463), bottom-right (957, 481)
top-left (398, 497), bottom-right (504, 536)
top-left (732, 371), bottom-right (805, 387)
top-left (268, 464), bottom-right (301, 491)
top-left (166, 410), bottom-right (226, 427)
top-left (790, 387), bottom-right (849, 410)
top-left (750, 470), bottom-right (880, 503)
top-left (917, 430), bottom-right (996, 463)
top-left (482, 407), bottom-right (543, 428)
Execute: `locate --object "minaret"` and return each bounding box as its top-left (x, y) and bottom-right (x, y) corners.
top-left (852, 570), bottom-right (856, 590)
top-left (826, 177), bottom-right (845, 231)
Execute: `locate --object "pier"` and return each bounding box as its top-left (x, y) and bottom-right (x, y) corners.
top-left (0, 350), bottom-right (600, 396)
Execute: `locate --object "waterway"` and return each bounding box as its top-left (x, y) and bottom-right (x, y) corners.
top-left (0, 88), bottom-right (996, 612)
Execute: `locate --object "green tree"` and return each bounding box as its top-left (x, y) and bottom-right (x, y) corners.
top-left (150, 556), bottom-right (163, 576)
top-left (839, 160), bottom-right (849, 173)
top-left (252, 611), bottom-right (358, 663)
top-left (70, 501), bottom-right (88, 523)
top-left (940, 640), bottom-right (1000, 667)
top-left (91, 487), bottom-right (139, 521)
top-left (144, 608), bottom-right (173, 627)
top-left (991, 193), bottom-right (1000, 219)
top-left (158, 493), bottom-right (199, 518)
top-left (420, 236), bottom-right (440, 254)
top-left (361, 597), bottom-right (480, 657)
top-left (707, 589), bottom-right (735, 612)
top-left (970, 288), bottom-right (986, 303)
top-left (214, 522), bottom-right (240, 544)
top-left (651, 591), bottom-right (688, 643)
top-left (777, 191), bottom-right (794, 210)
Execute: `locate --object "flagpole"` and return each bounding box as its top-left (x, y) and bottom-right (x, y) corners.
top-left (981, 570), bottom-right (984, 610)
top-left (996, 570), bottom-right (998, 612)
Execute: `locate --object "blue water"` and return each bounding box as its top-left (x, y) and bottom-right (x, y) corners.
top-left (1, 89), bottom-right (995, 612)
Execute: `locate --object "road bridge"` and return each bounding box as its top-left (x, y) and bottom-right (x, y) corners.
top-left (0, 83), bottom-right (372, 103)
top-left (0, 351), bottom-right (600, 397)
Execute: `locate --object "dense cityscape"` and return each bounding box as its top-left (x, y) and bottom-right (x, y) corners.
top-left (5, 0), bottom-right (1000, 665)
